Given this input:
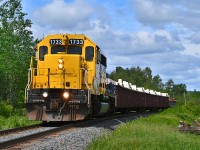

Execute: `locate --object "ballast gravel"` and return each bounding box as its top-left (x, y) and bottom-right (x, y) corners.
top-left (0, 127), bottom-right (57, 143)
top-left (21, 114), bottom-right (145, 150)
top-left (8, 113), bottom-right (149, 150)
top-left (24, 127), bottom-right (108, 150)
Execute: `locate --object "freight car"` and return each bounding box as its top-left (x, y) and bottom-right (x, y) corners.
top-left (25, 34), bottom-right (169, 122)
top-left (106, 79), bottom-right (169, 113)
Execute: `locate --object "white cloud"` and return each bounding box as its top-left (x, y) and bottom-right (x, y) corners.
top-left (33, 0), bottom-right (94, 30)
top-left (182, 40), bottom-right (200, 58)
top-left (31, 0), bottom-right (111, 38)
top-left (87, 29), bottom-right (184, 56)
top-left (132, 0), bottom-right (200, 29)
top-left (133, 0), bottom-right (176, 25)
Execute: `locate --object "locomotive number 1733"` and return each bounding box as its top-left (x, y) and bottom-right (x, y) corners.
top-left (69, 39), bottom-right (84, 45)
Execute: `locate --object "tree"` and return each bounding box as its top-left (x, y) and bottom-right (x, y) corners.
top-left (110, 66), bottom-right (163, 90)
top-left (152, 75), bottom-right (164, 91)
top-left (165, 79), bottom-right (174, 96)
top-left (0, 0), bottom-right (34, 108)
top-left (172, 84), bottom-right (187, 96)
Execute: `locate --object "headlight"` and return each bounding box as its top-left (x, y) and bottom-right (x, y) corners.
top-left (63, 92), bottom-right (69, 99)
top-left (58, 59), bottom-right (63, 63)
top-left (58, 64), bottom-right (63, 69)
top-left (58, 58), bottom-right (64, 69)
top-left (43, 92), bottom-right (48, 98)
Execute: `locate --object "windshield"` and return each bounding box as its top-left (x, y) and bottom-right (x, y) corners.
top-left (51, 45), bottom-right (66, 54)
top-left (67, 46), bottom-right (82, 55)
top-left (51, 45), bottom-right (82, 55)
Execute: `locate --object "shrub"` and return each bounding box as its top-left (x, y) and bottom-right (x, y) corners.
top-left (0, 100), bottom-right (13, 118)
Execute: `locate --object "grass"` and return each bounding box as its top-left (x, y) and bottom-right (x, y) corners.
top-left (0, 115), bottom-right (40, 130)
top-left (0, 101), bottom-right (41, 130)
top-left (87, 94), bottom-right (200, 150)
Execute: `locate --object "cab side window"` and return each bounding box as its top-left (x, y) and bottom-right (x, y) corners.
top-left (101, 54), bottom-right (107, 67)
top-left (39, 46), bottom-right (48, 61)
top-left (85, 46), bottom-right (94, 61)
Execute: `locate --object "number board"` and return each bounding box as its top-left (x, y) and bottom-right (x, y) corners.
top-left (49, 39), bottom-right (62, 45)
top-left (69, 39), bottom-right (84, 45)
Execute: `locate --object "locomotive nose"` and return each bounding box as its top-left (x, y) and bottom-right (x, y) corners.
top-left (44, 55), bottom-right (82, 89)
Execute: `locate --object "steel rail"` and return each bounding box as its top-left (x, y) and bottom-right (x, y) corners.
top-left (0, 124), bottom-right (42, 136)
top-left (0, 112), bottom-right (149, 149)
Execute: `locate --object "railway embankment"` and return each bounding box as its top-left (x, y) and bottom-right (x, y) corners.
top-left (88, 94), bottom-right (200, 150)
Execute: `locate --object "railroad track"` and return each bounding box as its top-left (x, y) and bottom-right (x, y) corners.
top-left (0, 112), bottom-right (151, 149)
top-left (0, 124), bottom-right (42, 136)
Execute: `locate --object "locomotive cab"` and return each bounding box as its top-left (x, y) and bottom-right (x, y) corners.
top-left (25, 34), bottom-right (109, 121)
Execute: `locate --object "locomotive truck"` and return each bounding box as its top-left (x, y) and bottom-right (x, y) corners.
top-left (25, 34), bottom-right (169, 121)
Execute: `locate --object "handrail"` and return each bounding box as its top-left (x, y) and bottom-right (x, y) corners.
top-left (83, 69), bottom-right (91, 107)
top-left (25, 56), bottom-right (35, 102)
top-left (25, 68), bottom-right (32, 102)
top-left (30, 56), bottom-right (34, 68)
top-left (84, 69), bottom-right (90, 90)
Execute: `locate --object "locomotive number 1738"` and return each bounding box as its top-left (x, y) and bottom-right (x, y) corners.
top-left (49, 39), bottom-right (62, 45)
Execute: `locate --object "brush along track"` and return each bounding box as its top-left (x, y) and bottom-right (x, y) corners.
top-left (0, 124), bottom-right (42, 136)
top-left (0, 112), bottom-right (152, 149)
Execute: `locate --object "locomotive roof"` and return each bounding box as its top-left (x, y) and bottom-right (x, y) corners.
top-left (36, 33), bottom-right (98, 49)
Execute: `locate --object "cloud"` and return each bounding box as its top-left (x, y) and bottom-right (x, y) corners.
top-left (33, 0), bottom-right (94, 30)
top-left (87, 29), bottom-right (184, 56)
top-left (31, 0), bottom-right (112, 38)
top-left (188, 32), bottom-right (200, 44)
top-left (131, 0), bottom-right (200, 29)
top-left (132, 0), bottom-right (176, 26)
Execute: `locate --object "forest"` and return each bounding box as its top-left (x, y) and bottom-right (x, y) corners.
top-left (0, 0), bottom-right (187, 118)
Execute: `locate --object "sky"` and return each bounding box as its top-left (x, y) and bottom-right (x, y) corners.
top-left (21, 0), bottom-right (200, 91)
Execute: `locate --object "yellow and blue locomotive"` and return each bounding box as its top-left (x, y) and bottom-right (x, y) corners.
top-left (25, 34), bottom-right (113, 121)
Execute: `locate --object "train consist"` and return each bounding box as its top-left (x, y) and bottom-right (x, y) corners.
top-left (25, 34), bottom-right (169, 121)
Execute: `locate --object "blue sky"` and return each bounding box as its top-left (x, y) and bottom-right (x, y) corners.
top-left (21, 0), bottom-right (200, 91)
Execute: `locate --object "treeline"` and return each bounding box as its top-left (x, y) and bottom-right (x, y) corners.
top-left (0, 0), bottom-right (34, 110)
top-left (109, 66), bottom-right (187, 98)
